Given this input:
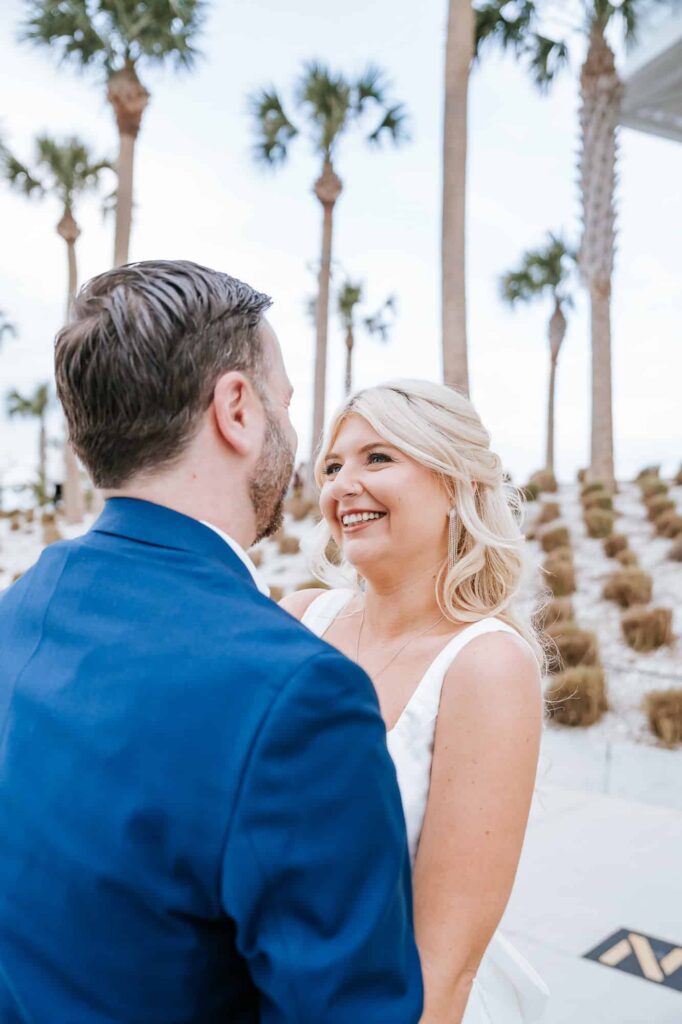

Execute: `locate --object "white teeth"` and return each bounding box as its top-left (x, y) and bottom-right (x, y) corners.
top-left (342, 512), bottom-right (384, 526)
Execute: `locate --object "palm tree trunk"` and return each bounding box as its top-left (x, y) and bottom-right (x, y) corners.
top-left (107, 63), bottom-right (150, 267)
top-left (312, 161), bottom-right (343, 463)
top-left (546, 301), bottom-right (566, 473)
top-left (441, 0), bottom-right (473, 395)
top-left (114, 132), bottom-right (135, 266)
top-left (58, 209), bottom-right (85, 523)
top-left (344, 326), bottom-right (354, 396)
top-left (578, 24), bottom-right (621, 487)
top-left (589, 280), bottom-right (614, 483)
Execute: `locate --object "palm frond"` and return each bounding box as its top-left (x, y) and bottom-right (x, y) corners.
top-left (249, 87), bottom-right (298, 165)
top-left (354, 64), bottom-right (388, 111)
top-left (528, 33), bottom-right (570, 89)
top-left (296, 61), bottom-right (353, 157)
top-left (0, 311), bottom-right (18, 345)
top-left (1, 152), bottom-right (44, 196)
top-left (338, 281), bottom-right (363, 328)
top-left (20, 0), bottom-right (206, 73)
top-left (20, 0), bottom-right (112, 69)
top-left (474, 0), bottom-right (538, 58)
top-left (500, 232), bottom-right (576, 306)
top-left (367, 103), bottom-right (409, 146)
top-left (364, 294), bottom-right (396, 342)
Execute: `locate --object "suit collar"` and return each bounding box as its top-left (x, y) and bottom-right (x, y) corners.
top-left (92, 498), bottom-right (258, 591)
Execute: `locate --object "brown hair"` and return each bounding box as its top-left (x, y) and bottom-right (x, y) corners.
top-left (55, 260), bottom-right (272, 487)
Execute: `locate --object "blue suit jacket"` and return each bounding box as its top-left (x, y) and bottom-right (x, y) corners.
top-left (0, 498), bottom-right (422, 1022)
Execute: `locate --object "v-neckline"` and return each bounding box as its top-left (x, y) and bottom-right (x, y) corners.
top-left (319, 594), bottom-right (481, 735)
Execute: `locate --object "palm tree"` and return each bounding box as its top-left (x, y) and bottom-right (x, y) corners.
top-left (442, 1), bottom-right (474, 395)
top-left (2, 134), bottom-right (112, 523)
top-left (0, 311), bottom-right (17, 348)
top-left (21, 0), bottom-right (206, 267)
top-left (338, 282), bottom-right (396, 395)
top-left (7, 384), bottom-right (51, 504)
top-left (441, 0), bottom-right (550, 395)
top-left (250, 62), bottom-right (408, 461)
top-left (500, 234), bottom-right (575, 474)
top-left (476, 1), bottom-right (653, 486)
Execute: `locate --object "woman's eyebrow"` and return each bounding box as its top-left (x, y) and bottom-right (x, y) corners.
top-left (324, 442), bottom-right (396, 461)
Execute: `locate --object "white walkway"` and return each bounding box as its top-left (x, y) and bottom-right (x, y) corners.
top-left (501, 731), bottom-right (682, 1023)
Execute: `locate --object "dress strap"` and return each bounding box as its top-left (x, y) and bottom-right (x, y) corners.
top-left (300, 588), bottom-right (355, 639)
top-left (397, 618), bottom-right (531, 733)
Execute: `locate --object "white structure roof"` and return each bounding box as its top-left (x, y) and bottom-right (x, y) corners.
top-left (621, 4), bottom-right (682, 143)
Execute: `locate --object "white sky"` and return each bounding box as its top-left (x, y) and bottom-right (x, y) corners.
top-left (1, 0), bottom-right (680, 497)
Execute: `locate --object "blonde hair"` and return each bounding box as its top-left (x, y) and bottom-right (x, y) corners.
top-left (310, 378), bottom-right (544, 668)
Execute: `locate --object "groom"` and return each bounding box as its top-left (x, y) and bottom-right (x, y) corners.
top-left (0, 261), bottom-right (423, 1022)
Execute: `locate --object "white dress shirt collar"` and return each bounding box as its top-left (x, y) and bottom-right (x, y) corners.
top-left (200, 520), bottom-right (270, 597)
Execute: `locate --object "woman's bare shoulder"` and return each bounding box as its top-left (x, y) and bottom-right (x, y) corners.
top-left (278, 588), bottom-right (329, 621)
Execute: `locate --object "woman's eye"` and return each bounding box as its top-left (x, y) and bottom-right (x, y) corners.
top-left (323, 463), bottom-right (341, 476)
top-left (368, 452), bottom-right (392, 465)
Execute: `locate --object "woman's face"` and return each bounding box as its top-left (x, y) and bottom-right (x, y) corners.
top-left (319, 414), bottom-right (451, 579)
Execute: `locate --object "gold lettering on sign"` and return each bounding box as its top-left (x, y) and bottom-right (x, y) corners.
top-left (660, 948), bottom-right (682, 977)
top-left (628, 933), bottom-right (665, 983)
top-left (599, 939), bottom-right (632, 967)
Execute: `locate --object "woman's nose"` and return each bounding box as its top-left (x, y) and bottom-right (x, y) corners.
top-left (331, 465), bottom-right (362, 497)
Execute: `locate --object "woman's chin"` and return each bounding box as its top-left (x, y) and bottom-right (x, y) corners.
top-left (339, 538), bottom-right (387, 577)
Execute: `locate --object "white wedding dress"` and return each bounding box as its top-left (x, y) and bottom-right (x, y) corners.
top-left (302, 589), bottom-right (549, 1024)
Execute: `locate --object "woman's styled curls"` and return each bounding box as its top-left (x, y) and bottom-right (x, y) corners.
top-left (311, 378), bottom-right (543, 667)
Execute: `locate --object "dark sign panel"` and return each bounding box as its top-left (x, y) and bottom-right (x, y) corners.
top-left (584, 929), bottom-right (682, 991)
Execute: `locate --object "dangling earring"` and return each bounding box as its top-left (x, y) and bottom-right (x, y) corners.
top-left (447, 508), bottom-right (458, 572)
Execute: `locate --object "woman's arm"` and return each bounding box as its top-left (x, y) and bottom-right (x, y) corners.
top-left (413, 631), bottom-right (543, 1024)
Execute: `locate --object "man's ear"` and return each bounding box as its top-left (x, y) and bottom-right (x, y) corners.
top-left (212, 371), bottom-right (263, 458)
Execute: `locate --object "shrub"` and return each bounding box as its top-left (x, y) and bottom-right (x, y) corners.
top-left (644, 689), bottom-right (682, 747)
top-left (24, 509), bottom-right (35, 524)
top-left (616, 548), bottom-right (639, 568)
top-left (544, 553), bottom-right (576, 597)
top-left (286, 496), bottom-right (316, 522)
top-left (583, 492), bottom-right (614, 512)
top-left (669, 538), bottom-right (682, 562)
top-left (520, 482), bottom-right (540, 502)
top-left (545, 621), bottom-right (599, 672)
top-left (546, 667), bottom-right (608, 727)
top-left (636, 465), bottom-right (660, 481)
top-left (12, 571), bottom-right (23, 583)
top-left (584, 508), bottom-right (615, 538)
top-left (577, 468), bottom-right (587, 483)
top-left (622, 607), bottom-right (673, 652)
top-left (277, 535), bottom-right (300, 556)
top-left (537, 501), bottom-right (561, 526)
top-left (540, 525), bottom-right (570, 553)
top-left (646, 495), bottom-right (675, 522)
top-left (529, 469), bottom-right (558, 493)
top-left (654, 511), bottom-right (682, 538)
top-left (581, 480), bottom-right (608, 498)
top-left (604, 533), bottom-right (628, 557)
top-left (533, 596), bottom-right (574, 631)
top-left (640, 478), bottom-right (668, 499)
top-left (675, 464), bottom-right (682, 486)
top-left (41, 511), bottom-right (55, 526)
top-left (10, 520), bottom-right (20, 532)
top-left (269, 585), bottom-right (284, 603)
top-left (250, 550), bottom-right (264, 568)
top-left (42, 522), bottom-right (62, 547)
top-left (603, 569), bottom-right (653, 608)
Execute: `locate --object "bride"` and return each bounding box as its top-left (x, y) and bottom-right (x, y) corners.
top-left (282, 379), bottom-right (549, 1024)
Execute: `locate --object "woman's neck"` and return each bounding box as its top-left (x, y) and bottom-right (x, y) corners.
top-left (360, 561), bottom-right (447, 641)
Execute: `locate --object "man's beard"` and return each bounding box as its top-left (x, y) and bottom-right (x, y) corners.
top-left (249, 406), bottom-right (296, 544)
